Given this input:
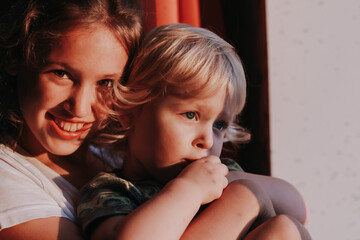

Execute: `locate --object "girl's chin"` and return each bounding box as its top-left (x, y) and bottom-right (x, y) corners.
top-left (46, 142), bottom-right (81, 156)
top-left (42, 134), bottom-right (85, 156)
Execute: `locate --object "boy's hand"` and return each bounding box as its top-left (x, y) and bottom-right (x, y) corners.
top-left (176, 156), bottom-right (229, 205)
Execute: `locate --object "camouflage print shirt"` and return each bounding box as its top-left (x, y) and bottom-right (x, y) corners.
top-left (77, 158), bottom-right (243, 237)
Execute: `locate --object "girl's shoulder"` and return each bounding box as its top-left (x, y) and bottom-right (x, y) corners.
top-left (0, 144), bottom-right (77, 230)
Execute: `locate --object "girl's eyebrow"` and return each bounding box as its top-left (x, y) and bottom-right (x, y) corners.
top-left (100, 73), bottom-right (122, 79)
top-left (42, 60), bottom-right (76, 71)
top-left (43, 60), bottom-right (122, 79)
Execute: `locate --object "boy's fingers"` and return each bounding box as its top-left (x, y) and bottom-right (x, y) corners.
top-left (223, 176), bottom-right (229, 189)
top-left (220, 162), bottom-right (229, 176)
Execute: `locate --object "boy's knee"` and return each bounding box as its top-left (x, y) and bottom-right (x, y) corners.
top-left (269, 215), bottom-right (295, 229)
top-left (268, 215), bottom-right (312, 240)
top-left (226, 179), bottom-right (263, 196)
top-left (226, 179), bottom-right (274, 214)
top-left (225, 179), bottom-right (276, 228)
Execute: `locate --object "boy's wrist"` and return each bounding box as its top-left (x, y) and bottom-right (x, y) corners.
top-left (165, 177), bottom-right (203, 207)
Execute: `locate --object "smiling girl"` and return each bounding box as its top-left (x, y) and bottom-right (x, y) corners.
top-left (0, 1), bottom-right (142, 239)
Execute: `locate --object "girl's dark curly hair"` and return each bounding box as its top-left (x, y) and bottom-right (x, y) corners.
top-left (0, 0), bottom-right (143, 147)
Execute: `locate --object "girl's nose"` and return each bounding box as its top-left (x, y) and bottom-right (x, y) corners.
top-left (64, 85), bottom-right (94, 118)
top-left (193, 126), bottom-right (213, 150)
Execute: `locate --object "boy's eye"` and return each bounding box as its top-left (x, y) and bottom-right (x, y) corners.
top-left (98, 79), bottom-right (114, 88)
top-left (213, 121), bottom-right (228, 131)
top-left (183, 112), bottom-right (196, 120)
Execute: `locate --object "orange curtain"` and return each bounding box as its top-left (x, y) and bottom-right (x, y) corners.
top-left (142, 0), bottom-right (200, 32)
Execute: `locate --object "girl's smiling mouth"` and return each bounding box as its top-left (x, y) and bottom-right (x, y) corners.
top-left (54, 118), bottom-right (86, 132)
top-left (46, 113), bottom-right (93, 140)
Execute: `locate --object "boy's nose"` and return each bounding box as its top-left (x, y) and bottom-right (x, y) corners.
top-left (193, 127), bottom-right (213, 150)
top-left (64, 85), bottom-right (94, 118)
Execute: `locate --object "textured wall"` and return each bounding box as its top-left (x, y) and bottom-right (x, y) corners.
top-left (266, 0), bottom-right (360, 239)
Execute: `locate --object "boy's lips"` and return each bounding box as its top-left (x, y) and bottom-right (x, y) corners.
top-left (47, 113), bottom-right (93, 140)
top-left (184, 155), bottom-right (208, 162)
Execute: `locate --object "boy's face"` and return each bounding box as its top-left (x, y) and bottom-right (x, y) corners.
top-left (16, 25), bottom-right (128, 157)
top-left (126, 88), bottom-right (231, 183)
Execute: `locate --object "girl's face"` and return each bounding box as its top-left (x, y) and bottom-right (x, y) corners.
top-left (17, 25), bottom-right (128, 157)
top-left (125, 88), bottom-right (232, 183)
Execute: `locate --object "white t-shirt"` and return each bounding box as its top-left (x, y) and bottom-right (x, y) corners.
top-left (0, 144), bottom-right (79, 230)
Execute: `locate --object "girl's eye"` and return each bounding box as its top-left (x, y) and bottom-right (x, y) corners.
top-left (98, 79), bottom-right (114, 88)
top-left (52, 70), bottom-right (68, 79)
top-left (213, 120), bottom-right (228, 131)
top-left (183, 112), bottom-right (196, 120)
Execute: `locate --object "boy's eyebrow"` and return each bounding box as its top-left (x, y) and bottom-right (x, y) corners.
top-left (169, 98), bottom-right (231, 119)
top-left (218, 108), bottom-right (232, 121)
top-left (167, 99), bottom-right (205, 109)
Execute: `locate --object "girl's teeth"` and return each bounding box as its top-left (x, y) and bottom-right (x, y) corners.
top-left (54, 119), bottom-right (85, 132)
top-left (63, 122), bottom-right (71, 131)
top-left (77, 123), bottom-right (83, 130)
top-left (70, 124), bottom-right (78, 132)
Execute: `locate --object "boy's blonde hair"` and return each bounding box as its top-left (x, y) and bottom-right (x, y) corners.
top-left (113, 23), bottom-right (250, 144)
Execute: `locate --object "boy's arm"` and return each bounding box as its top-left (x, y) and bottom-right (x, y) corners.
top-left (90, 156), bottom-right (228, 240)
top-left (180, 179), bottom-right (276, 240)
top-left (226, 171), bottom-right (310, 225)
top-left (91, 179), bottom-right (205, 240)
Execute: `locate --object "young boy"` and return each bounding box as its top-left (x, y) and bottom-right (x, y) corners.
top-left (77, 24), bottom-right (311, 239)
